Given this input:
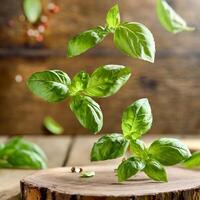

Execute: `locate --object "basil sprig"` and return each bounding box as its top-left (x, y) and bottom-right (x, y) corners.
top-left (0, 137), bottom-right (47, 169)
top-left (27, 65), bottom-right (131, 133)
top-left (91, 98), bottom-right (192, 182)
top-left (67, 4), bottom-right (155, 63)
top-left (156, 0), bottom-right (194, 33)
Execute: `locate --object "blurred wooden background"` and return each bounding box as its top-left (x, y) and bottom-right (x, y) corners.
top-left (0, 0), bottom-right (199, 135)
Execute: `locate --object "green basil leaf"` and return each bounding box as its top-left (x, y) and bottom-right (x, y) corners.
top-left (85, 65), bottom-right (131, 97)
top-left (69, 71), bottom-right (90, 96)
top-left (0, 144), bottom-right (4, 151)
top-left (117, 156), bottom-right (145, 182)
top-left (183, 151), bottom-right (200, 169)
top-left (156, 0), bottom-right (195, 33)
top-left (67, 26), bottom-right (108, 57)
top-left (0, 159), bottom-right (13, 168)
top-left (0, 137), bottom-right (47, 161)
top-left (27, 70), bottom-right (71, 103)
top-left (23, 0), bottom-right (42, 23)
top-left (7, 149), bottom-right (47, 169)
top-left (80, 171), bottom-right (95, 178)
top-left (130, 139), bottom-right (148, 159)
top-left (114, 22), bottom-right (155, 63)
top-left (70, 96), bottom-right (103, 133)
top-left (43, 116), bottom-right (64, 135)
top-left (122, 98), bottom-right (153, 140)
top-left (106, 4), bottom-right (120, 30)
top-left (144, 159), bottom-right (167, 182)
top-left (149, 138), bottom-right (191, 166)
top-left (91, 133), bottom-right (129, 161)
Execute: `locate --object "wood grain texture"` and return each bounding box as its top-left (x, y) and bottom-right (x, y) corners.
top-left (0, 0), bottom-right (199, 52)
top-left (0, 0), bottom-right (199, 136)
top-left (21, 165), bottom-right (200, 200)
top-left (66, 136), bottom-right (121, 167)
top-left (0, 55), bottom-right (199, 135)
top-left (24, 136), bottom-right (71, 167)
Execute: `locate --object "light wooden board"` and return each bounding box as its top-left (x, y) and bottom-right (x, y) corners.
top-left (21, 165), bottom-right (200, 200)
top-left (24, 136), bottom-right (71, 167)
top-left (0, 136), bottom-right (72, 200)
top-left (66, 135), bottom-right (121, 167)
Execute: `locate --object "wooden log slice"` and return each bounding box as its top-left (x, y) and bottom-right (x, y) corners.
top-left (21, 165), bottom-right (200, 200)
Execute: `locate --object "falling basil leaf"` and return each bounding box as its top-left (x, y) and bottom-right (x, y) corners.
top-left (149, 138), bottom-right (191, 166)
top-left (27, 70), bottom-right (71, 103)
top-left (85, 65), bottom-right (131, 98)
top-left (144, 159), bottom-right (167, 182)
top-left (91, 134), bottom-right (129, 161)
top-left (156, 0), bottom-right (195, 33)
top-left (69, 71), bottom-right (90, 96)
top-left (23, 0), bottom-right (42, 23)
top-left (183, 151), bottom-right (200, 169)
top-left (67, 26), bottom-right (108, 57)
top-left (114, 22), bottom-right (155, 63)
top-left (106, 4), bottom-right (120, 30)
top-left (43, 116), bottom-right (64, 135)
top-left (70, 96), bottom-right (103, 133)
top-left (80, 171), bottom-right (95, 178)
top-left (121, 98), bottom-right (153, 140)
top-left (117, 156), bottom-right (145, 182)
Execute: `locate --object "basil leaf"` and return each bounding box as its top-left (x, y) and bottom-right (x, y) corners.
top-left (69, 71), bottom-right (90, 96)
top-left (91, 134), bottom-right (129, 161)
top-left (80, 171), bottom-right (95, 178)
top-left (27, 70), bottom-right (71, 103)
top-left (144, 159), bottom-right (167, 182)
top-left (43, 116), bottom-right (64, 135)
top-left (183, 151), bottom-right (200, 169)
top-left (114, 22), bottom-right (155, 63)
top-left (0, 159), bottom-right (13, 168)
top-left (23, 0), bottom-right (42, 23)
top-left (0, 137), bottom-right (47, 161)
top-left (67, 26), bottom-right (108, 57)
top-left (149, 138), bottom-right (191, 166)
top-left (122, 98), bottom-right (153, 140)
top-left (130, 139), bottom-right (148, 159)
top-left (117, 157), bottom-right (145, 182)
top-left (156, 0), bottom-right (194, 33)
top-left (85, 65), bottom-right (131, 97)
top-left (7, 149), bottom-right (47, 169)
top-left (106, 4), bottom-right (120, 30)
top-left (70, 96), bottom-right (103, 133)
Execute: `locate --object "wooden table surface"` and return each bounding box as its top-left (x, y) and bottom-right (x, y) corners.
top-left (0, 134), bottom-right (200, 200)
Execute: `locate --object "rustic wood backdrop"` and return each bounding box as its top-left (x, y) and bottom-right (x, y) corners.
top-left (0, 0), bottom-right (199, 135)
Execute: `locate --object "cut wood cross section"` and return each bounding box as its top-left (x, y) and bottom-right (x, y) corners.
top-left (21, 165), bottom-right (200, 200)
top-left (0, 135), bottom-right (200, 200)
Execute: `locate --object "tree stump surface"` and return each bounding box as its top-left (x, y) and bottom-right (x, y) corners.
top-left (21, 165), bottom-right (200, 200)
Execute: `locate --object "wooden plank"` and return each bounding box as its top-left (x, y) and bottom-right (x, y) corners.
top-left (0, 136), bottom-right (72, 200)
top-left (0, 55), bottom-right (200, 136)
top-left (67, 135), bottom-right (121, 167)
top-left (24, 136), bottom-right (72, 167)
top-left (0, 0), bottom-right (199, 54)
top-left (21, 165), bottom-right (200, 200)
top-left (0, 169), bottom-right (35, 200)
top-left (143, 135), bottom-right (200, 151)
